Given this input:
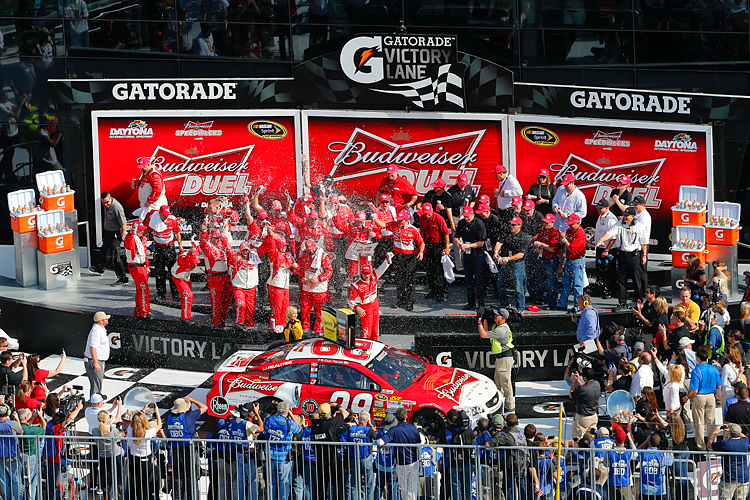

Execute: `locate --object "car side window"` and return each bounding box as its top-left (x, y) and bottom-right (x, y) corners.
top-left (269, 363), bottom-right (311, 384)
top-left (316, 363), bottom-right (380, 391)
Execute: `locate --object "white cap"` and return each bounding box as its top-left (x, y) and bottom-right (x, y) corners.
top-left (678, 337), bottom-right (695, 348)
top-left (91, 394), bottom-right (104, 404)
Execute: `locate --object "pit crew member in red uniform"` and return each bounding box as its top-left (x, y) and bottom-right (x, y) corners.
top-left (200, 228), bottom-right (232, 327)
top-left (532, 213), bottom-right (560, 310)
top-left (226, 240), bottom-right (265, 328)
top-left (266, 199), bottom-right (296, 254)
top-left (132, 157), bottom-right (168, 217)
top-left (418, 202), bottom-right (451, 302)
top-left (557, 213), bottom-right (587, 312)
top-left (203, 198), bottom-right (239, 239)
top-left (144, 205), bottom-right (182, 301)
top-left (265, 231), bottom-right (299, 332)
top-left (171, 241), bottom-right (201, 323)
top-left (124, 222), bottom-right (151, 319)
top-left (289, 210), bottom-right (333, 258)
top-left (380, 210), bottom-right (424, 310)
top-left (372, 193), bottom-right (397, 273)
top-left (298, 239), bottom-right (333, 333)
top-left (347, 256), bottom-right (392, 340)
top-left (378, 164), bottom-right (418, 212)
top-left (332, 209), bottom-right (377, 280)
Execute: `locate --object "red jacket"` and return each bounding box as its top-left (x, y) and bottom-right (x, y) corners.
top-left (266, 236), bottom-right (299, 288)
top-left (535, 226), bottom-right (560, 259)
top-left (298, 249), bottom-right (333, 293)
top-left (333, 214), bottom-right (373, 246)
top-left (245, 220), bottom-right (263, 244)
top-left (563, 226), bottom-right (587, 260)
top-left (378, 175), bottom-right (418, 209)
top-left (144, 210), bottom-right (180, 247)
top-left (374, 205), bottom-right (397, 239)
top-left (124, 233), bottom-right (148, 266)
top-left (391, 224), bottom-right (424, 255)
top-left (348, 274), bottom-right (380, 307)
top-left (328, 204), bottom-right (354, 238)
top-left (137, 168), bottom-right (165, 205)
top-left (267, 213), bottom-right (296, 254)
top-left (200, 231), bottom-right (230, 273)
top-left (172, 247), bottom-right (200, 281)
top-left (288, 215), bottom-right (333, 253)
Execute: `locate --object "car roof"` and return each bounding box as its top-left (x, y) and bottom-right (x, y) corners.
top-left (283, 338), bottom-right (387, 366)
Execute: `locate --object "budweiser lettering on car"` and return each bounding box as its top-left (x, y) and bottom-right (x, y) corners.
top-left (207, 338), bottom-right (504, 425)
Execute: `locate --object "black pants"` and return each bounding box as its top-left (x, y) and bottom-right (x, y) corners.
top-left (617, 250), bottom-right (643, 305)
top-left (394, 252), bottom-right (417, 307)
top-left (373, 239), bottom-right (394, 281)
top-left (98, 229), bottom-right (128, 280)
top-left (0, 133), bottom-right (20, 179)
top-left (595, 246), bottom-right (618, 296)
top-left (153, 245), bottom-right (179, 298)
top-left (425, 242), bottom-right (447, 298)
top-left (128, 455), bottom-right (156, 500)
top-left (315, 459), bottom-right (346, 500)
top-left (168, 445), bottom-right (197, 500)
top-left (257, 257), bottom-right (271, 304)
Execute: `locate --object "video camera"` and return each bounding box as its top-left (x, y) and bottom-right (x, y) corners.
top-left (59, 385), bottom-right (86, 418)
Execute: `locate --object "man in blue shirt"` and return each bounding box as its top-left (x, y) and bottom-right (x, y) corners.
top-left (688, 347), bottom-right (722, 450)
top-left (264, 401), bottom-right (303, 500)
top-left (575, 295), bottom-right (600, 344)
top-left (638, 433), bottom-right (674, 500)
top-left (591, 427), bottom-right (614, 459)
top-left (166, 396), bottom-right (207, 500)
top-left (342, 412), bottom-right (377, 500)
top-left (380, 407), bottom-right (424, 500)
top-left (709, 423), bottom-right (749, 500)
top-left (605, 426), bottom-right (637, 500)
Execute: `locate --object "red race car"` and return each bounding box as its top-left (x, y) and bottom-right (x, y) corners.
top-left (207, 338), bottom-right (504, 427)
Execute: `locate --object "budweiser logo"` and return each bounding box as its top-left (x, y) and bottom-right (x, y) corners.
top-left (435, 370), bottom-right (474, 403)
top-left (226, 377), bottom-right (280, 393)
top-left (584, 130), bottom-right (631, 148)
top-left (327, 128), bottom-right (484, 181)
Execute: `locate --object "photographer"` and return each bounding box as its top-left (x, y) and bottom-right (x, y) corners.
top-left (42, 398), bottom-right (83, 500)
top-left (709, 424), bottom-right (749, 500)
top-left (19, 407), bottom-right (45, 500)
top-left (0, 351), bottom-right (27, 397)
top-left (570, 367), bottom-right (600, 440)
top-left (444, 409), bottom-right (475, 500)
top-left (637, 432), bottom-right (674, 500)
top-left (0, 403), bottom-right (23, 500)
top-left (311, 402), bottom-right (349, 500)
top-left (478, 308), bottom-right (515, 414)
top-left (596, 326), bottom-right (629, 368)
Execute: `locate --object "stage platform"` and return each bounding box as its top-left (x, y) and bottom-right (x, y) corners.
top-left (0, 254), bottom-right (744, 381)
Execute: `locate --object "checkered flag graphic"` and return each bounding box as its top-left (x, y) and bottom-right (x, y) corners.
top-left (373, 63), bottom-right (466, 110)
top-left (53, 262), bottom-right (74, 277)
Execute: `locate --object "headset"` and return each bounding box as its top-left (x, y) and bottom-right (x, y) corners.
top-left (582, 299), bottom-right (590, 308)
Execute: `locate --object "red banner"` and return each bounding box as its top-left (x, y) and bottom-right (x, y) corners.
top-left (95, 114), bottom-right (298, 223)
top-left (307, 115), bottom-right (505, 205)
top-left (512, 119), bottom-right (709, 253)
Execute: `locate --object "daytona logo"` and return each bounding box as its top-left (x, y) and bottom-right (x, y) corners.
top-left (654, 134), bottom-right (697, 152)
top-left (110, 120), bottom-right (154, 138)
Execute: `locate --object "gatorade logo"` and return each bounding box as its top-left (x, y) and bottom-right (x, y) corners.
top-left (681, 253), bottom-right (690, 263)
top-left (716, 229), bottom-right (724, 239)
top-left (676, 279), bottom-right (685, 288)
top-left (55, 236), bottom-right (64, 248)
top-left (28, 216), bottom-right (36, 228)
top-left (56, 197), bottom-right (65, 208)
top-left (681, 213), bottom-right (690, 223)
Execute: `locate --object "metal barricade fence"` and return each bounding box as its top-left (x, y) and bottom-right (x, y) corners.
top-left (1, 434), bottom-right (749, 500)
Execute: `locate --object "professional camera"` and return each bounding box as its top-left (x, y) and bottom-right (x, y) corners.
top-left (59, 385), bottom-right (86, 418)
top-left (457, 410), bottom-right (470, 429)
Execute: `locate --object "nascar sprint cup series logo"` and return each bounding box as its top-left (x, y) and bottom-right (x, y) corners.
top-left (339, 34), bottom-right (467, 110)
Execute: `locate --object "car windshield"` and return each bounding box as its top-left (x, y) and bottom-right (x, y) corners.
top-left (366, 346), bottom-right (425, 391)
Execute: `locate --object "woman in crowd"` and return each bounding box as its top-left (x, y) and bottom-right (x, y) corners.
top-left (283, 305), bottom-right (303, 342)
top-left (649, 297), bottom-right (669, 357)
top-left (43, 393), bottom-right (60, 424)
top-left (636, 386), bottom-right (659, 416)
top-left (92, 408), bottom-right (125, 500)
top-left (661, 363), bottom-right (684, 418)
top-left (126, 409), bottom-right (163, 500)
top-left (606, 360), bottom-right (634, 392)
top-left (721, 345), bottom-right (744, 409)
top-left (15, 380), bottom-right (45, 412)
top-left (712, 276), bottom-right (730, 308)
top-left (712, 260), bottom-right (730, 283)
top-left (683, 255), bottom-right (706, 301)
top-left (525, 168), bottom-right (557, 215)
top-left (669, 413), bottom-right (690, 500)
top-left (26, 350), bottom-right (66, 401)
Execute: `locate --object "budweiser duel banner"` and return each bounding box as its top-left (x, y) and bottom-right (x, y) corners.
top-left (304, 111), bottom-right (507, 205)
top-left (92, 110), bottom-right (300, 245)
top-left (509, 116), bottom-right (712, 254)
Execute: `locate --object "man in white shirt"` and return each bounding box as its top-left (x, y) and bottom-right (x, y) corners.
top-left (493, 164), bottom-right (522, 210)
top-left (593, 198), bottom-right (618, 298)
top-left (59, 0), bottom-right (89, 47)
top-left (630, 352), bottom-right (654, 399)
top-left (84, 393), bottom-right (122, 433)
top-left (632, 195), bottom-right (652, 291)
top-left (84, 312), bottom-right (111, 399)
top-left (193, 23), bottom-right (217, 56)
top-left (551, 173), bottom-right (587, 231)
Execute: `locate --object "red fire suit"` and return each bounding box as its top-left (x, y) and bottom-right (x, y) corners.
top-left (378, 175), bottom-right (418, 211)
top-left (124, 232), bottom-right (150, 318)
top-left (200, 232), bottom-right (232, 325)
top-left (203, 207), bottom-right (239, 239)
top-left (288, 215), bottom-right (334, 256)
top-left (136, 167), bottom-right (168, 210)
top-left (332, 214), bottom-right (374, 279)
top-left (226, 244), bottom-right (266, 327)
top-left (265, 236), bottom-right (299, 331)
top-left (347, 260), bottom-right (391, 340)
top-left (171, 246), bottom-right (200, 320)
top-left (298, 248), bottom-right (333, 333)
top-left (268, 212), bottom-right (296, 254)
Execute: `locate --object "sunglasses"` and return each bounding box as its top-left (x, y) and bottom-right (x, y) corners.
top-left (380, 200), bottom-right (389, 204)
top-left (511, 223), bottom-right (521, 226)
top-left (361, 272), bottom-right (371, 275)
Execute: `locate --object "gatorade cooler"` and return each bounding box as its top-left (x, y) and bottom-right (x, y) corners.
top-left (38, 210), bottom-right (74, 254)
top-left (8, 189), bottom-right (43, 234)
top-left (36, 171), bottom-right (75, 212)
top-left (671, 185), bottom-right (708, 227)
top-left (670, 225), bottom-right (706, 268)
top-left (705, 202), bottom-right (741, 246)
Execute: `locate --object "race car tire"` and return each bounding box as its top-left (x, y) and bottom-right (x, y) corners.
top-left (410, 407), bottom-right (448, 434)
top-left (257, 396), bottom-right (284, 417)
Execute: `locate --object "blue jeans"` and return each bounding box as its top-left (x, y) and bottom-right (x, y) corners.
top-left (42, 459), bottom-right (59, 500)
top-left (1, 457), bottom-right (22, 500)
top-left (348, 457), bottom-right (374, 500)
top-left (22, 454), bottom-right (38, 500)
top-left (541, 257), bottom-right (559, 306)
top-left (270, 460), bottom-right (293, 500)
top-left (498, 260), bottom-right (526, 310)
top-left (293, 461), bottom-right (316, 500)
top-left (375, 467), bottom-right (397, 500)
top-left (558, 257), bottom-right (584, 309)
top-left (448, 463), bottom-right (473, 500)
top-left (463, 252), bottom-right (485, 307)
top-left (236, 453), bottom-right (259, 500)
top-left (507, 472), bottom-right (527, 500)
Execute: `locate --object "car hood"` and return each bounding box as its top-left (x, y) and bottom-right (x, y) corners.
top-left (415, 365), bottom-right (499, 409)
top-left (216, 350), bottom-right (265, 372)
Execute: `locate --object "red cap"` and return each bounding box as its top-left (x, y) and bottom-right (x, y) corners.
top-left (510, 216), bottom-right (523, 225)
top-left (136, 223), bottom-right (147, 232)
top-left (523, 200), bottom-right (535, 210)
top-left (159, 205), bottom-right (171, 217)
top-left (137, 157), bottom-right (151, 169)
top-left (538, 168), bottom-right (550, 177)
top-left (542, 213), bottom-right (556, 224)
top-left (329, 194), bottom-right (340, 204)
top-left (566, 213), bottom-right (581, 225)
top-left (560, 173), bottom-right (576, 186)
top-left (271, 200), bottom-right (283, 210)
top-left (493, 164), bottom-right (507, 175)
top-left (614, 426), bottom-right (627, 443)
top-left (511, 196), bottom-right (522, 206)
top-left (303, 193), bottom-right (314, 203)
top-left (461, 206), bottom-right (474, 217)
top-left (474, 204), bottom-right (490, 214)
top-left (421, 203), bottom-right (433, 214)
top-left (360, 265), bottom-right (373, 274)
top-left (396, 211), bottom-right (409, 221)
top-left (304, 239), bottom-right (316, 251)
top-left (240, 241), bottom-right (253, 253)
top-left (478, 195), bottom-right (491, 205)
top-left (305, 211), bottom-right (319, 219)
top-left (619, 175), bottom-right (632, 185)
top-left (276, 237), bottom-right (287, 246)
top-left (379, 194), bottom-right (390, 202)
top-left (256, 210), bottom-right (268, 219)
top-left (386, 164), bottom-right (399, 174)
top-left (210, 228), bottom-right (222, 239)
top-left (430, 178), bottom-right (447, 189)
top-left (354, 211), bottom-right (366, 222)
top-left (458, 173), bottom-right (469, 185)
